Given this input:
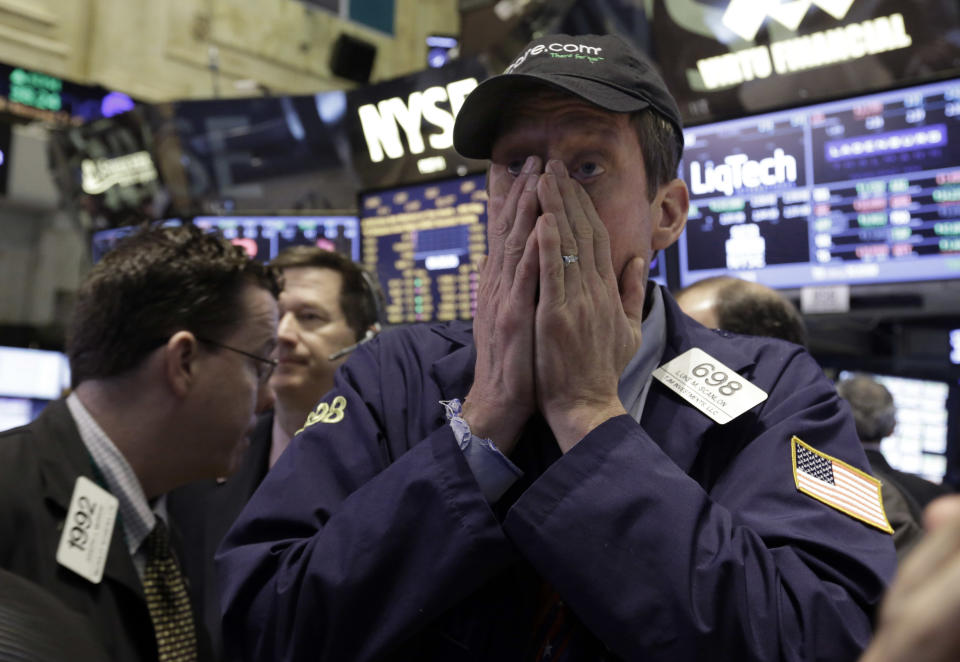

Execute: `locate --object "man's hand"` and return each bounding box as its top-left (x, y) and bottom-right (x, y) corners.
top-left (532, 160), bottom-right (645, 452)
top-left (860, 495), bottom-right (960, 662)
top-left (463, 156), bottom-right (542, 455)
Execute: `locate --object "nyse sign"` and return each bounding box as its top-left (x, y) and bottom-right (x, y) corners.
top-left (348, 59), bottom-right (488, 188)
top-left (358, 77), bottom-right (478, 163)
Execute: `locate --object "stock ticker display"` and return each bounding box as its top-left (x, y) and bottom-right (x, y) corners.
top-left (92, 216), bottom-right (359, 264)
top-left (192, 215), bottom-right (360, 263)
top-left (678, 77), bottom-right (960, 288)
top-left (360, 173), bottom-right (487, 324)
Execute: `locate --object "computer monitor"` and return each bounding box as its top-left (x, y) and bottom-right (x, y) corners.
top-left (0, 346), bottom-right (70, 432)
top-left (837, 369), bottom-right (954, 484)
top-left (191, 215), bottom-right (361, 262)
top-left (157, 94), bottom-right (358, 212)
top-left (359, 173), bottom-right (487, 324)
top-left (677, 76), bottom-right (960, 290)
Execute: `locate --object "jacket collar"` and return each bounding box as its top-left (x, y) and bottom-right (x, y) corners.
top-left (658, 286), bottom-right (758, 371)
top-left (33, 399), bottom-right (144, 598)
top-left (640, 288), bottom-right (760, 473)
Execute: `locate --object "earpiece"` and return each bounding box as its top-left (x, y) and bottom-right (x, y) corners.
top-left (359, 269), bottom-right (385, 329)
top-left (327, 326), bottom-right (379, 361)
top-left (327, 268), bottom-right (383, 362)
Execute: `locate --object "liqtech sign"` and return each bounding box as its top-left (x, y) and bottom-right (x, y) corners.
top-left (650, 0), bottom-right (960, 124)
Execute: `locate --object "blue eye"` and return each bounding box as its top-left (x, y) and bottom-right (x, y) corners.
top-left (576, 162), bottom-right (604, 179)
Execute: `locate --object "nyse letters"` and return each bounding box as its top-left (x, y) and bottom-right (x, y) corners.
top-left (358, 78), bottom-right (479, 163)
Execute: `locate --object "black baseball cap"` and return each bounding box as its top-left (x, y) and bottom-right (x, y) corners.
top-left (453, 33), bottom-right (684, 159)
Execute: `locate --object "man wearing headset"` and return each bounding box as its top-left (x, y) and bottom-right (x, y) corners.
top-left (169, 245), bottom-right (381, 658)
top-left (267, 246), bottom-right (383, 462)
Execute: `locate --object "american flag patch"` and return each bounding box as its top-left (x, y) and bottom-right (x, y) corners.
top-left (792, 436), bottom-right (893, 533)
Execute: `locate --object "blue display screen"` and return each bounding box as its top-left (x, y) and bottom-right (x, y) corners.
top-left (678, 76), bottom-right (960, 289)
top-left (193, 215), bottom-right (360, 263)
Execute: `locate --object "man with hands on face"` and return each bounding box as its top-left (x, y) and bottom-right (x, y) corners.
top-left (218, 33), bottom-right (896, 661)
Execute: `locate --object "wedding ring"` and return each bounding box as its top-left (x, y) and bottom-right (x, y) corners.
top-left (561, 254), bottom-right (579, 266)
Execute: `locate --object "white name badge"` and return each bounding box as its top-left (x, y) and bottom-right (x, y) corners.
top-left (56, 476), bottom-right (118, 584)
top-left (652, 348), bottom-right (768, 424)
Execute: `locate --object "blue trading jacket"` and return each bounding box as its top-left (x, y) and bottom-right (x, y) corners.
top-left (218, 287), bottom-right (896, 661)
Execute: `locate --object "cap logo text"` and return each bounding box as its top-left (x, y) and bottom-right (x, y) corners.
top-left (505, 43), bottom-right (603, 73)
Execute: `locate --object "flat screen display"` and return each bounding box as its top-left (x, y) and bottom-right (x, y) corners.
top-left (192, 215), bottom-right (360, 263)
top-left (153, 95), bottom-right (358, 212)
top-left (0, 346), bottom-right (70, 432)
top-left (677, 76), bottom-right (960, 289)
top-left (837, 370), bottom-right (953, 484)
top-left (360, 173), bottom-right (487, 324)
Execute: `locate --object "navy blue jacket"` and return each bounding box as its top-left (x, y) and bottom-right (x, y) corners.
top-left (218, 287), bottom-right (896, 661)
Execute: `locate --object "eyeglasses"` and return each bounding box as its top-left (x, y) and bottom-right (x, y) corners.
top-left (196, 336), bottom-right (278, 385)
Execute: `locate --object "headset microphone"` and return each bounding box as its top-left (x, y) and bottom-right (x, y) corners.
top-left (328, 267), bottom-right (384, 361)
top-left (327, 327), bottom-right (378, 361)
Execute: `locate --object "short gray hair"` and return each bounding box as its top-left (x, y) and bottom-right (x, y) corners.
top-left (836, 375), bottom-right (897, 443)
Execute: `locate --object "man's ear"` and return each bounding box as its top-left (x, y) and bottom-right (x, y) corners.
top-left (651, 178), bottom-right (689, 251)
top-left (164, 331), bottom-right (200, 398)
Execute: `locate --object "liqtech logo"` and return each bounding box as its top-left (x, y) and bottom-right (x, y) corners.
top-left (688, 148), bottom-right (799, 197)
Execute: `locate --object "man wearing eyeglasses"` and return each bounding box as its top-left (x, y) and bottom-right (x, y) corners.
top-left (168, 245), bottom-right (381, 659)
top-left (0, 224), bottom-right (278, 662)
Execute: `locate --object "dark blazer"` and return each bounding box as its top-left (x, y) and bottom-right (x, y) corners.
top-left (168, 411), bottom-right (273, 660)
top-left (868, 465), bottom-right (924, 559)
top-left (0, 399), bottom-right (211, 662)
top-left (0, 567), bottom-right (110, 661)
top-left (866, 448), bottom-right (950, 513)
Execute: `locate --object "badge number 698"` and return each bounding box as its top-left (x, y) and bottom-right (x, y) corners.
top-left (692, 362), bottom-right (743, 397)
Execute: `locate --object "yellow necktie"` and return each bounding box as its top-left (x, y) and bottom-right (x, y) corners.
top-left (142, 518), bottom-right (199, 662)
